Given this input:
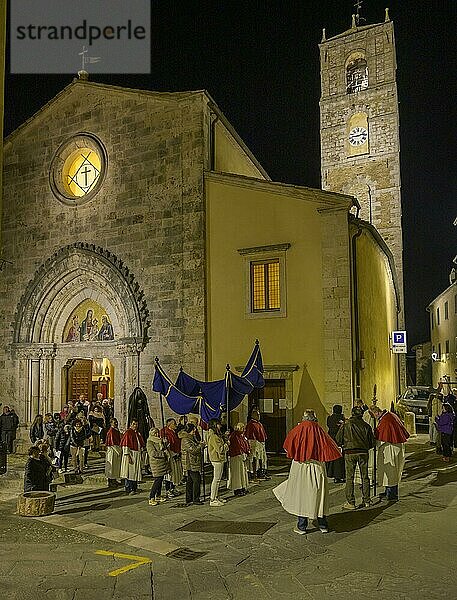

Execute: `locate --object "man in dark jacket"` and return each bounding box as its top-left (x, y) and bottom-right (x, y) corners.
top-left (0, 406), bottom-right (20, 453)
top-left (336, 406), bottom-right (375, 509)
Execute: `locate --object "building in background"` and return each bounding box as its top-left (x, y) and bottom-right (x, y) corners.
top-left (427, 230), bottom-right (457, 386)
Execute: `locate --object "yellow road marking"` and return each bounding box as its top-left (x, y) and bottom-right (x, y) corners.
top-left (95, 550), bottom-right (152, 577)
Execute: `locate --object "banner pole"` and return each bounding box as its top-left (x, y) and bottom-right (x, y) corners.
top-left (225, 364), bottom-right (230, 430)
top-left (159, 392), bottom-right (165, 434)
top-left (372, 385), bottom-right (377, 497)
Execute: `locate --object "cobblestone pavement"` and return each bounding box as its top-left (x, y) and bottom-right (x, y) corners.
top-left (1, 434), bottom-right (456, 600)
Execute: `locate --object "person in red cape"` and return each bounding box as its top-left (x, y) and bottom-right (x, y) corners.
top-left (160, 418), bottom-right (183, 494)
top-left (245, 409), bottom-right (268, 480)
top-left (273, 410), bottom-right (341, 534)
top-left (120, 419), bottom-right (144, 494)
top-left (228, 423), bottom-right (251, 496)
top-left (105, 418), bottom-right (122, 488)
top-left (370, 404), bottom-right (410, 501)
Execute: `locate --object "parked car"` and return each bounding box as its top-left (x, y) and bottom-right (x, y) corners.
top-left (397, 386), bottom-right (431, 426)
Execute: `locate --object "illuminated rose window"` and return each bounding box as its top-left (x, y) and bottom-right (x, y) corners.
top-left (50, 133), bottom-right (107, 205)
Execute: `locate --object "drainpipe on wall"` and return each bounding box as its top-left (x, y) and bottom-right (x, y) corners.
top-left (351, 225), bottom-right (363, 404)
top-left (210, 112), bottom-right (219, 171)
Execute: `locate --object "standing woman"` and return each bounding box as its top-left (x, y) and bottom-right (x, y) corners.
top-left (146, 428), bottom-right (171, 505)
top-left (30, 414), bottom-right (44, 444)
top-left (228, 423), bottom-right (250, 496)
top-left (43, 413), bottom-right (58, 453)
top-left (435, 403), bottom-right (455, 463)
top-left (207, 418), bottom-right (229, 507)
top-left (88, 406), bottom-right (105, 453)
top-left (326, 405), bottom-right (346, 483)
top-left (70, 419), bottom-right (86, 473)
top-left (105, 418), bottom-right (122, 487)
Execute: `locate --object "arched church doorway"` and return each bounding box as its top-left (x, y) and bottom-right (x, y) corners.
top-left (12, 243), bottom-right (150, 432)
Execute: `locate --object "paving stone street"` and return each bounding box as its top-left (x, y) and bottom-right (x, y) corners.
top-left (1, 434), bottom-right (456, 600)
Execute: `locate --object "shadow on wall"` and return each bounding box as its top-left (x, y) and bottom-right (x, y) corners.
top-left (295, 364), bottom-right (329, 427)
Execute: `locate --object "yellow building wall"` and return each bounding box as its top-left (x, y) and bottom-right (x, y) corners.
top-left (214, 120), bottom-right (266, 178)
top-left (205, 177), bottom-right (330, 424)
top-left (355, 229), bottom-right (399, 409)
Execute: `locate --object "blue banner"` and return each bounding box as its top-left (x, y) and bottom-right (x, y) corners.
top-left (153, 361), bottom-right (222, 422)
top-left (171, 342), bottom-right (265, 419)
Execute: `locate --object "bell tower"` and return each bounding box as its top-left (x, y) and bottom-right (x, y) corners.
top-left (319, 9), bottom-right (404, 308)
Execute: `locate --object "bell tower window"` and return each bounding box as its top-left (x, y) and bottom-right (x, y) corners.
top-left (346, 57), bottom-right (368, 93)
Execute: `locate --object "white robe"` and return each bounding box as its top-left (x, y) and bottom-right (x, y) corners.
top-left (273, 459), bottom-right (329, 518)
top-left (228, 454), bottom-right (249, 490)
top-left (120, 447), bottom-right (142, 482)
top-left (377, 441), bottom-right (405, 487)
top-left (248, 440), bottom-right (267, 471)
top-left (105, 445), bottom-right (121, 479)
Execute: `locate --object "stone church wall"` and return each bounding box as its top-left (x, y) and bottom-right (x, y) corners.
top-left (1, 82), bottom-right (208, 424)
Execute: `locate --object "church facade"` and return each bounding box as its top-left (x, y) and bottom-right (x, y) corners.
top-left (1, 14), bottom-right (402, 451)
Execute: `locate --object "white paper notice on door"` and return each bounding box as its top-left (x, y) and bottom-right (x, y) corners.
top-left (263, 398), bottom-right (274, 413)
top-left (279, 398), bottom-right (287, 410)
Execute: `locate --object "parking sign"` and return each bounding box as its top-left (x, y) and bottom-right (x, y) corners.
top-left (392, 330), bottom-right (407, 353)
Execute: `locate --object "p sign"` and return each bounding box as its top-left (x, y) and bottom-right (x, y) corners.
top-left (392, 330), bottom-right (407, 353)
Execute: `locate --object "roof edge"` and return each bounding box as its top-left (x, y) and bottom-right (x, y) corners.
top-left (205, 170), bottom-right (354, 209)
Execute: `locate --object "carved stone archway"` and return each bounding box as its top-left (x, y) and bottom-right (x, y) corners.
top-left (12, 243), bottom-right (150, 426)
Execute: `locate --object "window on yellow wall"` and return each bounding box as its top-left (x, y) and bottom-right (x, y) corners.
top-left (251, 260), bottom-right (280, 312)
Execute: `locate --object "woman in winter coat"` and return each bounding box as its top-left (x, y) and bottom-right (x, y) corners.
top-left (30, 414), bottom-right (44, 444)
top-left (43, 413), bottom-right (58, 451)
top-left (326, 404), bottom-right (346, 483)
top-left (88, 407), bottom-right (105, 452)
top-left (36, 440), bottom-right (54, 490)
top-left (228, 423), bottom-right (250, 496)
top-left (435, 403), bottom-right (455, 462)
top-left (207, 418), bottom-right (229, 507)
top-left (78, 414), bottom-right (91, 467)
top-left (24, 446), bottom-right (49, 492)
top-left (179, 422), bottom-right (206, 505)
top-left (146, 428), bottom-right (172, 505)
top-left (55, 423), bottom-right (71, 472)
top-left (70, 419), bottom-right (87, 473)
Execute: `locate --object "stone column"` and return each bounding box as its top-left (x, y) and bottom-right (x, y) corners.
top-left (40, 345), bottom-right (57, 415)
top-left (116, 339), bottom-right (144, 429)
top-left (30, 353), bottom-right (41, 418)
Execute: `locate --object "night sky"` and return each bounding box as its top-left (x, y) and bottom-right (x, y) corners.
top-left (4, 1), bottom-right (457, 348)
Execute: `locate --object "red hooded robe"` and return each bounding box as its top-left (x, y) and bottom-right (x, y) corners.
top-left (245, 419), bottom-right (267, 442)
top-left (229, 431), bottom-right (251, 457)
top-left (105, 427), bottom-right (121, 447)
top-left (120, 428), bottom-right (144, 451)
top-left (160, 426), bottom-right (181, 453)
top-left (283, 420), bottom-right (342, 463)
top-left (375, 411), bottom-right (410, 444)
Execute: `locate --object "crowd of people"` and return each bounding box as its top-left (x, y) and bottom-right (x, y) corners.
top-left (108, 409), bottom-right (269, 508)
top-left (427, 383), bottom-right (457, 462)
top-left (274, 404), bottom-right (411, 534)
top-left (22, 400), bottom-right (270, 508)
top-left (23, 394), bottom-right (115, 492)
top-left (18, 387), bottom-right (456, 534)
